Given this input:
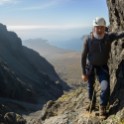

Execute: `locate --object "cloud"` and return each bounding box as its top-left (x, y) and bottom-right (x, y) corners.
top-left (0, 0), bottom-right (19, 5)
top-left (22, 1), bottom-right (57, 10)
top-left (21, 0), bottom-right (72, 10)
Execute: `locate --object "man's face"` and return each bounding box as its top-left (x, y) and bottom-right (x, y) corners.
top-left (93, 26), bottom-right (105, 36)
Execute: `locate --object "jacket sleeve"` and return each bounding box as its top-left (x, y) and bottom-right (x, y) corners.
top-left (81, 36), bottom-right (89, 75)
top-left (108, 31), bottom-right (124, 43)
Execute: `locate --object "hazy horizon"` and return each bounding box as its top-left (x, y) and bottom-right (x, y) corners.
top-left (8, 26), bottom-right (91, 41)
top-left (7, 25), bottom-right (91, 51)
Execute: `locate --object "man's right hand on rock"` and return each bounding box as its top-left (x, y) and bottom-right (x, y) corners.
top-left (81, 75), bottom-right (88, 82)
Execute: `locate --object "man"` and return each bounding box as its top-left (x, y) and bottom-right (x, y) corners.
top-left (81, 17), bottom-right (124, 117)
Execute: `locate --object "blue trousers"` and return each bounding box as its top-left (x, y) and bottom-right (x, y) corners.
top-left (87, 64), bottom-right (110, 106)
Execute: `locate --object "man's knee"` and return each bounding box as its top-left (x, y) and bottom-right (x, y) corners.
top-left (101, 80), bottom-right (108, 91)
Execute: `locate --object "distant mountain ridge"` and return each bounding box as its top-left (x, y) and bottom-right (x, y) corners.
top-left (23, 38), bottom-right (83, 52)
top-left (49, 38), bottom-right (83, 51)
top-left (23, 38), bottom-right (70, 59)
top-left (23, 38), bottom-right (81, 60)
top-left (0, 23), bottom-right (69, 104)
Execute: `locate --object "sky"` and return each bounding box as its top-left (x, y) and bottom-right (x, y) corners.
top-left (0, 0), bottom-right (109, 42)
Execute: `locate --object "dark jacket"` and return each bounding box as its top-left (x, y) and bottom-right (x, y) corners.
top-left (81, 31), bottom-right (124, 75)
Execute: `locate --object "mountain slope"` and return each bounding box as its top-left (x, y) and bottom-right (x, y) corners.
top-left (0, 23), bottom-right (69, 105)
top-left (23, 38), bottom-right (82, 88)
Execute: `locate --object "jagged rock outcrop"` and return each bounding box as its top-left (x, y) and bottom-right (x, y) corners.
top-left (0, 23), bottom-right (69, 106)
top-left (0, 104), bottom-right (26, 124)
top-left (27, 0), bottom-right (124, 123)
top-left (107, 0), bottom-right (124, 31)
top-left (24, 88), bottom-right (91, 124)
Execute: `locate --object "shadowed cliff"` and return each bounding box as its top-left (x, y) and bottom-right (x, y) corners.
top-left (0, 23), bottom-right (70, 105)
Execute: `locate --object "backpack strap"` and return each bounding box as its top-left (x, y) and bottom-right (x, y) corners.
top-left (104, 33), bottom-right (110, 45)
top-left (87, 32), bottom-right (94, 50)
top-left (86, 33), bottom-right (94, 65)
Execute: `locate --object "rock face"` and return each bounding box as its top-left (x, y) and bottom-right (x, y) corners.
top-left (0, 23), bottom-right (69, 105)
top-left (107, 0), bottom-right (124, 113)
top-left (26, 0), bottom-right (124, 123)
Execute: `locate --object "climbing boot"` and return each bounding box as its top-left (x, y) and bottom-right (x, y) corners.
top-left (99, 105), bottom-right (107, 119)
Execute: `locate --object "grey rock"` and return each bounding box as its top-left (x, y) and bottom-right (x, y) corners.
top-left (4, 112), bottom-right (26, 124)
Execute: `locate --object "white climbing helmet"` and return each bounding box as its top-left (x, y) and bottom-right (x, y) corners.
top-left (93, 17), bottom-right (106, 27)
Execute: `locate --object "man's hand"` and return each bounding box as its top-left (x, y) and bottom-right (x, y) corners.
top-left (82, 75), bottom-right (88, 82)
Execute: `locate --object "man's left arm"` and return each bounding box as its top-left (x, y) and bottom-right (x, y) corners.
top-left (109, 31), bottom-right (124, 42)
